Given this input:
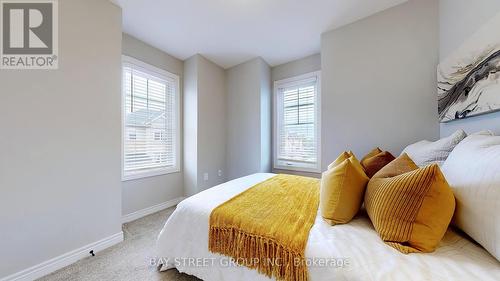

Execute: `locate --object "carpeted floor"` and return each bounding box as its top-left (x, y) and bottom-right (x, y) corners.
top-left (38, 207), bottom-right (200, 281)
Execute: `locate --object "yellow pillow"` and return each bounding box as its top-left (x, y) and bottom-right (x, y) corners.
top-left (364, 154), bottom-right (455, 253)
top-left (360, 147), bottom-right (382, 164)
top-left (320, 154), bottom-right (369, 225)
top-left (361, 151), bottom-right (396, 178)
top-left (327, 151), bottom-right (353, 170)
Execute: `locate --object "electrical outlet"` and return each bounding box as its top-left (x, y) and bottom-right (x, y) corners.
top-left (203, 173), bottom-right (208, 181)
top-left (218, 169), bottom-right (222, 177)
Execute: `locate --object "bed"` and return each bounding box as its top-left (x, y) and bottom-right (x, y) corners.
top-left (157, 173), bottom-right (500, 281)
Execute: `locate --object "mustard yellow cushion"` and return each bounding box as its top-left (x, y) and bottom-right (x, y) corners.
top-left (364, 154), bottom-right (456, 253)
top-left (320, 154), bottom-right (369, 225)
top-left (360, 147), bottom-right (382, 163)
top-left (371, 152), bottom-right (417, 178)
top-left (361, 150), bottom-right (396, 178)
top-left (327, 151), bottom-right (353, 170)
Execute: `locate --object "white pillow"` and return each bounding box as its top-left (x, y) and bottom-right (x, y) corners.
top-left (441, 134), bottom-right (500, 261)
top-left (471, 130), bottom-right (495, 136)
top-left (401, 130), bottom-right (467, 167)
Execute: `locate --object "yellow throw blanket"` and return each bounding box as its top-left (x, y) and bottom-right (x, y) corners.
top-left (209, 174), bottom-right (320, 281)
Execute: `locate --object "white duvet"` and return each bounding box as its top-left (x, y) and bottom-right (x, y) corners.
top-left (157, 173), bottom-right (500, 281)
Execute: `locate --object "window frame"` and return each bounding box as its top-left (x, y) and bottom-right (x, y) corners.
top-left (273, 71), bottom-right (321, 173)
top-left (121, 55), bottom-right (181, 181)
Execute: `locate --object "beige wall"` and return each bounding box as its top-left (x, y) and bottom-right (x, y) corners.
top-left (321, 0), bottom-right (439, 170)
top-left (121, 33), bottom-right (184, 215)
top-left (439, 0), bottom-right (500, 137)
top-left (226, 58), bottom-right (272, 180)
top-left (0, 0), bottom-right (122, 278)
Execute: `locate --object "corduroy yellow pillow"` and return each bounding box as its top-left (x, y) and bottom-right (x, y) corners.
top-left (364, 153), bottom-right (455, 253)
top-left (321, 153), bottom-right (369, 225)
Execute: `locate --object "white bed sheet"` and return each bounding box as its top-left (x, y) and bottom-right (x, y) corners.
top-left (156, 173), bottom-right (500, 281)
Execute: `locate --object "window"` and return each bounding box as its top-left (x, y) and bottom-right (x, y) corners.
top-left (122, 56), bottom-right (180, 180)
top-left (274, 72), bottom-right (321, 172)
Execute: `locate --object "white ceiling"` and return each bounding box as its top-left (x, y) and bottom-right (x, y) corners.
top-left (114, 0), bottom-right (408, 69)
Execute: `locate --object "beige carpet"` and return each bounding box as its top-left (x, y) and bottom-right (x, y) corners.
top-left (38, 207), bottom-right (200, 281)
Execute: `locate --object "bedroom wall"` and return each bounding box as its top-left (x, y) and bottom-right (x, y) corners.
top-left (0, 0), bottom-right (122, 278)
top-left (320, 0), bottom-right (439, 170)
top-left (271, 53), bottom-right (321, 82)
top-left (439, 0), bottom-right (500, 137)
top-left (183, 55), bottom-right (227, 195)
top-left (259, 60), bottom-right (272, 176)
top-left (226, 58), bottom-right (272, 180)
top-left (121, 33), bottom-right (185, 216)
top-left (197, 56), bottom-right (227, 191)
top-left (183, 56), bottom-right (199, 196)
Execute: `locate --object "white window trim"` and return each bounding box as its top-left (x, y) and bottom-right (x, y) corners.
top-left (273, 71), bottom-right (322, 173)
top-left (121, 55), bottom-right (181, 181)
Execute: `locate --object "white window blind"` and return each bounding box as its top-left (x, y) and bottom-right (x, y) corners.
top-left (122, 57), bottom-right (180, 180)
top-left (274, 72), bottom-right (320, 172)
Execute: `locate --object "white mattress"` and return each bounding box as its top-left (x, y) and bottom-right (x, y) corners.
top-left (156, 173), bottom-right (500, 281)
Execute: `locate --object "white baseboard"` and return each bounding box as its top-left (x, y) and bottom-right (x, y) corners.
top-left (1, 232), bottom-right (124, 281)
top-left (1, 198), bottom-right (184, 281)
top-left (121, 197), bottom-right (184, 224)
